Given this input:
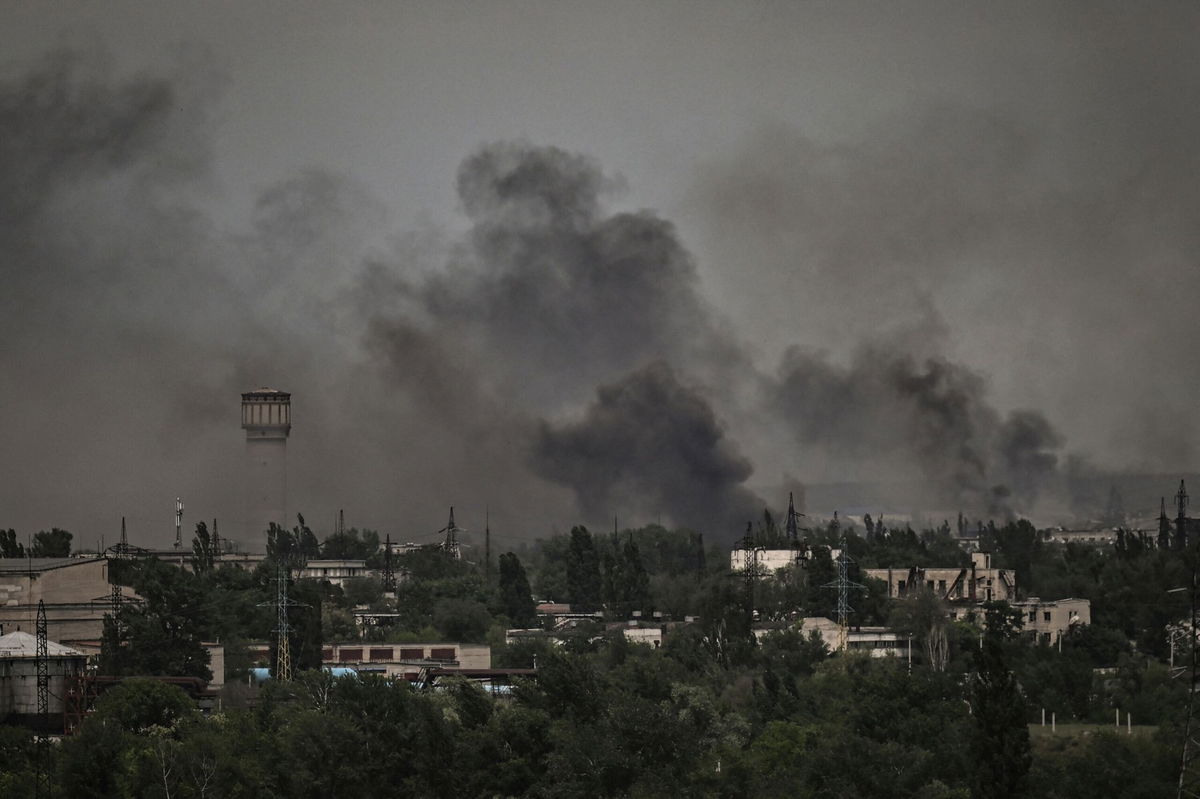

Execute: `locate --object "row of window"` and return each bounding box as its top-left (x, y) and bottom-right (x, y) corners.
top-left (324, 646), bottom-right (457, 663)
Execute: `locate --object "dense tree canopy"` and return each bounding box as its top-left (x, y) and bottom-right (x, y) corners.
top-left (4, 512), bottom-right (1191, 796)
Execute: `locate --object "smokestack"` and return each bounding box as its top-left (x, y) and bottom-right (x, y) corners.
top-left (241, 388), bottom-right (291, 543)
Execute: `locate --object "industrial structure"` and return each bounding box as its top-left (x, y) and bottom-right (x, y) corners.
top-left (864, 552), bottom-right (1017, 603)
top-left (242, 388), bottom-right (292, 542)
top-left (0, 628), bottom-right (87, 732)
top-left (730, 494), bottom-right (808, 573)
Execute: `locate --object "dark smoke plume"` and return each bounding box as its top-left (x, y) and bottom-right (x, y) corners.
top-left (769, 342), bottom-right (1064, 516)
top-left (363, 141), bottom-right (756, 535)
top-left (403, 141), bottom-right (746, 414)
top-left (6, 39), bottom-right (1144, 545)
top-left (532, 361), bottom-right (762, 533)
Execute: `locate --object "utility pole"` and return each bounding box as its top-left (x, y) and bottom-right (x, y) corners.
top-left (111, 517), bottom-right (127, 616)
top-left (785, 492), bottom-right (805, 549)
top-left (382, 534), bottom-right (396, 593)
top-left (35, 600), bottom-right (50, 798)
top-left (741, 522), bottom-right (759, 626)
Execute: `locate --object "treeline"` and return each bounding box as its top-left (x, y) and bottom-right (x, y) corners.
top-left (4, 512), bottom-right (1195, 794)
top-left (0, 527), bottom-right (72, 558)
top-left (1, 618), bottom-right (1181, 797)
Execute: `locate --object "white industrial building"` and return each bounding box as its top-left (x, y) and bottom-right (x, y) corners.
top-left (730, 547), bottom-right (805, 573)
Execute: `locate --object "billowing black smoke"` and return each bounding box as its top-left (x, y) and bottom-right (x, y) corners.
top-left (1, 46), bottom-right (1095, 544)
top-left (531, 361), bottom-right (762, 533)
top-left (405, 141), bottom-right (744, 413)
top-left (363, 142), bottom-right (757, 536)
top-left (769, 343), bottom-right (1064, 516)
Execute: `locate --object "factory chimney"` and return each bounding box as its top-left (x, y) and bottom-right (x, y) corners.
top-left (242, 388), bottom-right (291, 543)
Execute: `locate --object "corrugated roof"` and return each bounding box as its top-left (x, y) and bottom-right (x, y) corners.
top-left (0, 630), bottom-right (86, 659)
top-left (0, 557), bottom-right (96, 573)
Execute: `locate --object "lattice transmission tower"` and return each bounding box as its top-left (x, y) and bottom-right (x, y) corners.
top-left (439, 507), bottom-right (464, 560)
top-left (260, 566), bottom-right (305, 681)
top-left (822, 539), bottom-right (866, 652)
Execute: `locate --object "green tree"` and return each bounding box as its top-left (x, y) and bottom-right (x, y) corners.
top-left (566, 526), bottom-right (602, 611)
top-left (614, 533), bottom-right (650, 615)
top-left (433, 597), bottom-right (492, 642)
top-left (497, 552), bottom-right (537, 627)
top-left (0, 529), bottom-right (24, 558)
top-left (100, 558), bottom-right (212, 680)
top-left (30, 527), bottom-right (71, 557)
top-left (890, 586), bottom-right (951, 671)
top-left (321, 526), bottom-right (380, 560)
top-left (970, 602), bottom-right (1031, 799)
top-left (191, 520), bottom-right (216, 574)
top-left (267, 514), bottom-right (321, 572)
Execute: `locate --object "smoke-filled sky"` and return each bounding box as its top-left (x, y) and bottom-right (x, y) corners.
top-left (2, 2), bottom-right (1197, 548)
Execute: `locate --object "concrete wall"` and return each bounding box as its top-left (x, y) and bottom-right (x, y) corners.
top-left (622, 627), bottom-right (662, 648)
top-left (1014, 597), bottom-right (1091, 643)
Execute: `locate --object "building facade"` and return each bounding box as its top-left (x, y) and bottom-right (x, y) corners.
top-left (0, 557), bottom-right (117, 645)
top-left (864, 552), bottom-right (1016, 603)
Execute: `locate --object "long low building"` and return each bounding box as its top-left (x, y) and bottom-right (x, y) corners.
top-left (246, 641), bottom-right (491, 679)
top-left (764, 617), bottom-right (910, 658)
top-left (0, 557), bottom-right (117, 645)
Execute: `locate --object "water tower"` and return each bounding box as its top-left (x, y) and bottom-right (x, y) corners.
top-left (242, 388), bottom-right (291, 542)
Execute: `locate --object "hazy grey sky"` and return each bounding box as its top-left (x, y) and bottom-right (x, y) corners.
top-left (2, 2), bottom-right (1197, 547)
